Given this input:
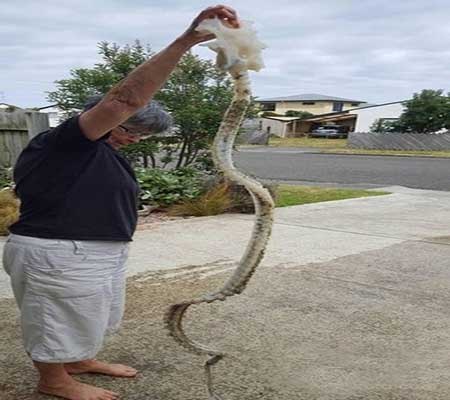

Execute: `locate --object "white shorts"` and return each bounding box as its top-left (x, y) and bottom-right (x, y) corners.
top-left (2, 233), bottom-right (129, 363)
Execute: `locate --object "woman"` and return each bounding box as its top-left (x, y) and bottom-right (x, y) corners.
top-left (2, 5), bottom-right (240, 400)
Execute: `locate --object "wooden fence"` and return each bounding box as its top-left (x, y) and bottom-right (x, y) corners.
top-left (0, 109), bottom-right (49, 167)
top-left (348, 131), bottom-right (450, 151)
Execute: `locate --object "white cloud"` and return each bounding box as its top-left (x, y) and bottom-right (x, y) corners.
top-left (1, 0), bottom-right (449, 107)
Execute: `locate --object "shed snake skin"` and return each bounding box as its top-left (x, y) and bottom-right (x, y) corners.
top-left (165, 19), bottom-right (273, 399)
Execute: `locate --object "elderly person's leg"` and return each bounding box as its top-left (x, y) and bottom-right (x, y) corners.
top-left (3, 235), bottom-right (137, 397)
top-left (34, 361), bottom-right (119, 400)
top-left (63, 242), bottom-right (137, 377)
top-left (64, 359), bottom-right (137, 377)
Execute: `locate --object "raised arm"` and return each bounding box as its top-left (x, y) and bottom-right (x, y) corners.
top-left (79, 5), bottom-right (239, 141)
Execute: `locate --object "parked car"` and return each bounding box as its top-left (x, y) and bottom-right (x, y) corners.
top-left (310, 125), bottom-right (348, 139)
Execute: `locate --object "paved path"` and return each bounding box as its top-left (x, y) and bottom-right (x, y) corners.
top-left (2, 186), bottom-right (450, 298)
top-left (2, 186), bottom-right (450, 399)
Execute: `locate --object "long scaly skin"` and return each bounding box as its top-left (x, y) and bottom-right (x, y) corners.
top-left (165, 66), bottom-right (275, 400)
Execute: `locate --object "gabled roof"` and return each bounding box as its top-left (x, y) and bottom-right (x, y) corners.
top-left (257, 93), bottom-right (365, 103)
top-left (347, 100), bottom-right (406, 111)
top-left (303, 100), bottom-right (406, 122)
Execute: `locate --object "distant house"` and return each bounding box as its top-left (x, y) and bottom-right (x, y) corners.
top-left (350, 101), bottom-right (405, 132)
top-left (0, 102), bottom-right (21, 111)
top-left (257, 93), bottom-right (366, 115)
top-left (259, 116), bottom-right (303, 138)
top-left (259, 101), bottom-right (406, 137)
top-left (36, 104), bottom-right (65, 127)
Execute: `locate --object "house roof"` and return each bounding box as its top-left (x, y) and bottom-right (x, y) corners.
top-left (304, 100), bottom-right (406, 120)
top-left (347, 100), bottom-right (406, 112)
top-left (263, 116), bottom-right (302, 122)
top-left (0, 102), bottom-right (21, 109)
top-left (305, 113), bottom-right (357, 123)
top-left (257, 93), bottom-right (365, 103)
top-left (36, 104), bottom-right (59, 111)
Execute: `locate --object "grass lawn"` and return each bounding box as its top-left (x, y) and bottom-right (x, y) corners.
top-left (275, 185), bottom-right (389, 208)
top-left (269, 137), bottom-right (348, 148)
top-left (268, 137), bottom-right (450, 158)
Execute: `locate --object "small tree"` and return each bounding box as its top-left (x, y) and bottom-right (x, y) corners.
top-left (393, 89), bottom-right (450, 133)
top-left (153, 52), bottom-right (234, 169)
top-left (48, 41), bottom-right (151, 113)
top-left (369, 119), bottom-right (396, 133)
top-left (47, 41), bottom-right (249, 169)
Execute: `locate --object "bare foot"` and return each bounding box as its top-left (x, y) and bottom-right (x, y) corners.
top-left (39, 375), bottom-right (119, 400)
top-left (65, 359), bottom-right (138, 378)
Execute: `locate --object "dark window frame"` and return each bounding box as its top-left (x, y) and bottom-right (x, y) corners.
top-left (333, 102), bottom-right (344, 112)
top-left (261, 102), bottom-right (276, 111)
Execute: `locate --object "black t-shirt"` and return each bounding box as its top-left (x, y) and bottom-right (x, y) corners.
top-left (9, 116), bottom-right (139, 241)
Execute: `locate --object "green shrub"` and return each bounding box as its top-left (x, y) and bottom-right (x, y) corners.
top-left (284, 110), bottom-right (314, 119)
top-left (120, 139), bottom-right (160, 168)
top-left (135, 167), bottom-right (203, 207)
top-left (261, 111), bottom-right (284, 117)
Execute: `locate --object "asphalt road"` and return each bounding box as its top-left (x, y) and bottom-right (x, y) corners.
top-left (234, 147), bottom-right (450, 191)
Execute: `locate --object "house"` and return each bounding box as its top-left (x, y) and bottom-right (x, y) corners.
top-left (259, 116), bottom-right (304, 138)
top-left (260, 101), bottom-right (406, 137)
top-left (36, 104), bottom-right (65, 127)
top-left (350, 101), bottom-right (405, 132)
top-left (257, 93), bottom-right (366, 115)
top-left (0, 103), bottom-right (64, 128)
top-left (0, 102), bottom-right (21, 111)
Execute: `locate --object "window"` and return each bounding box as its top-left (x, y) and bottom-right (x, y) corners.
top-left (333, 102), bottom-right (344, 112)
top-left (260, 102), bottom-right (276, 111)
top-left (351, 103), bottom-right (359, 107)
top-left (302, 101), bottom-right (316, 105)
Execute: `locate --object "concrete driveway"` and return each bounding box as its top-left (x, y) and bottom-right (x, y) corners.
top-left (2, 186), bottom-right (450, 399)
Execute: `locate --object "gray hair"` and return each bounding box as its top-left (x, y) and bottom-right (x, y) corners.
top-left (83, 95), bottom-right (173, 134)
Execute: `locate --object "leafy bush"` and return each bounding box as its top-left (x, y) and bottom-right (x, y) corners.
top-left (285, 110), bottom-right (314, 119)
top-left (369, 118), bottom-right (396, 133)
top-left (135, 167), bottom-right (203, 207)
top-left (120, 139), bottom-right (160, 168)
top-left (168, 182), bottom-right (232, 217)
top-left (0, 189), bottom-right (19, 235)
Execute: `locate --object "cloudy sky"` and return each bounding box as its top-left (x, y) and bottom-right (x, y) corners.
top-left (1, 0), bottom-right (449, 108)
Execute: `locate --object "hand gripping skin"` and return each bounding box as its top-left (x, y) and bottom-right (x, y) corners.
top-left (164, 18), bottom-right (274, 400)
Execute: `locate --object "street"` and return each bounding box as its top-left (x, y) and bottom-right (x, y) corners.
top-left (235, 147), bottom-right (450, 191)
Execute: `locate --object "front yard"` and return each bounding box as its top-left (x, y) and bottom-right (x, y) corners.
top-left (269, 137), bottom-right (348, 149)
top-left (276, 185), bottom-right (388, 207)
